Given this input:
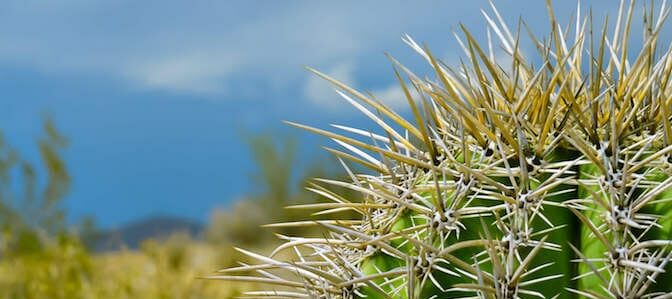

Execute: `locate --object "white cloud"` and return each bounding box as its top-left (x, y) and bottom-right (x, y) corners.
top-left (303, 62), bottom-right (356, 109)
top-left (371, 84), bottom-right (414, 111)
top-left (124, 53), bottom-right (241, 94)
top-left (0, 0), bottom-right (623, 102)
top-left (304, 65), bottom-right (421, 112)
top-left (0, 1), bottom-right (368, 95)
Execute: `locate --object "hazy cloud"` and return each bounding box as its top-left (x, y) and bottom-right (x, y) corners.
top-left (371, 84), bottom-right (415, 110)
top-left (0, 0), bottom-right (621, 100)
top-left (303, 62), bottom-right (356, 108)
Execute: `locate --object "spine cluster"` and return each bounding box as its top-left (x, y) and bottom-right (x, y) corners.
top-left (210, 1), bottom-right (672, 298)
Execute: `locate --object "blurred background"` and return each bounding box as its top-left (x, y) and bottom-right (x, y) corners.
top-left (0, 0), bottom-right (637, 298)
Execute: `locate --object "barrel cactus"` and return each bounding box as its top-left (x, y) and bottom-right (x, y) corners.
top-left (210, 1), bottom-right (672, 298)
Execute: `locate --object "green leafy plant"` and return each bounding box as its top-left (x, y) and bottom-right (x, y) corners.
top-left (211, 1), bottom-right (672, 298)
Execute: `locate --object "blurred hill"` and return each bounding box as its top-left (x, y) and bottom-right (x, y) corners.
top-left (87, 216), bottom-right (204, 252)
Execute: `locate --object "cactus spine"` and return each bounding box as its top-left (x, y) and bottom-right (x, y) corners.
top-left (210, 1), bottom-right (672, 298)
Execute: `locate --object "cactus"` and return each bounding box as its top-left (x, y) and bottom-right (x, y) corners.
top-left (210, 1), bottom-right (672, 298)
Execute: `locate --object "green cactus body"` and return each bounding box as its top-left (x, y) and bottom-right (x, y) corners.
top-left (577, 162), bottom-right (607, 292)
top-left (211, 1), bottom-right (672, 298)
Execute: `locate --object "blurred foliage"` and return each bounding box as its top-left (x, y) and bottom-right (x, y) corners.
top-left (0, 232), bottom-right (256, 299)
top-left (0, 124), bottom-right (356, 298)
top-left (0, 119), bottom-right (70, 256)
top-left (206, 133), bottom-right (360, 247)
top-left (247, 134), bottom-right (296, 207)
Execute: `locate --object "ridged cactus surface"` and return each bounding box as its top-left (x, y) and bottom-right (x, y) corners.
top-left (210, 1), bottom-right (672, 298)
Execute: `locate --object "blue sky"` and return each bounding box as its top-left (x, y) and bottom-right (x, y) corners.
top-left (0, 1), bottom-right (626, 227)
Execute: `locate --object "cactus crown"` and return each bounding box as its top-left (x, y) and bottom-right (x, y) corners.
top-left (211, 1), bottom-right (672, 298)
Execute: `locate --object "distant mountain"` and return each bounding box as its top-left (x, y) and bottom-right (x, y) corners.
top-left (87, 216), bottom-right (204, 252)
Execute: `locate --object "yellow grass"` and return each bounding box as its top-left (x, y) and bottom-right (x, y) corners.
top-left (0, 235), bottom-right (259, 299)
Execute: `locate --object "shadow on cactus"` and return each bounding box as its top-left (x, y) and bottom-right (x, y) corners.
top-left (209, 1), bottom-right (672, 298)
